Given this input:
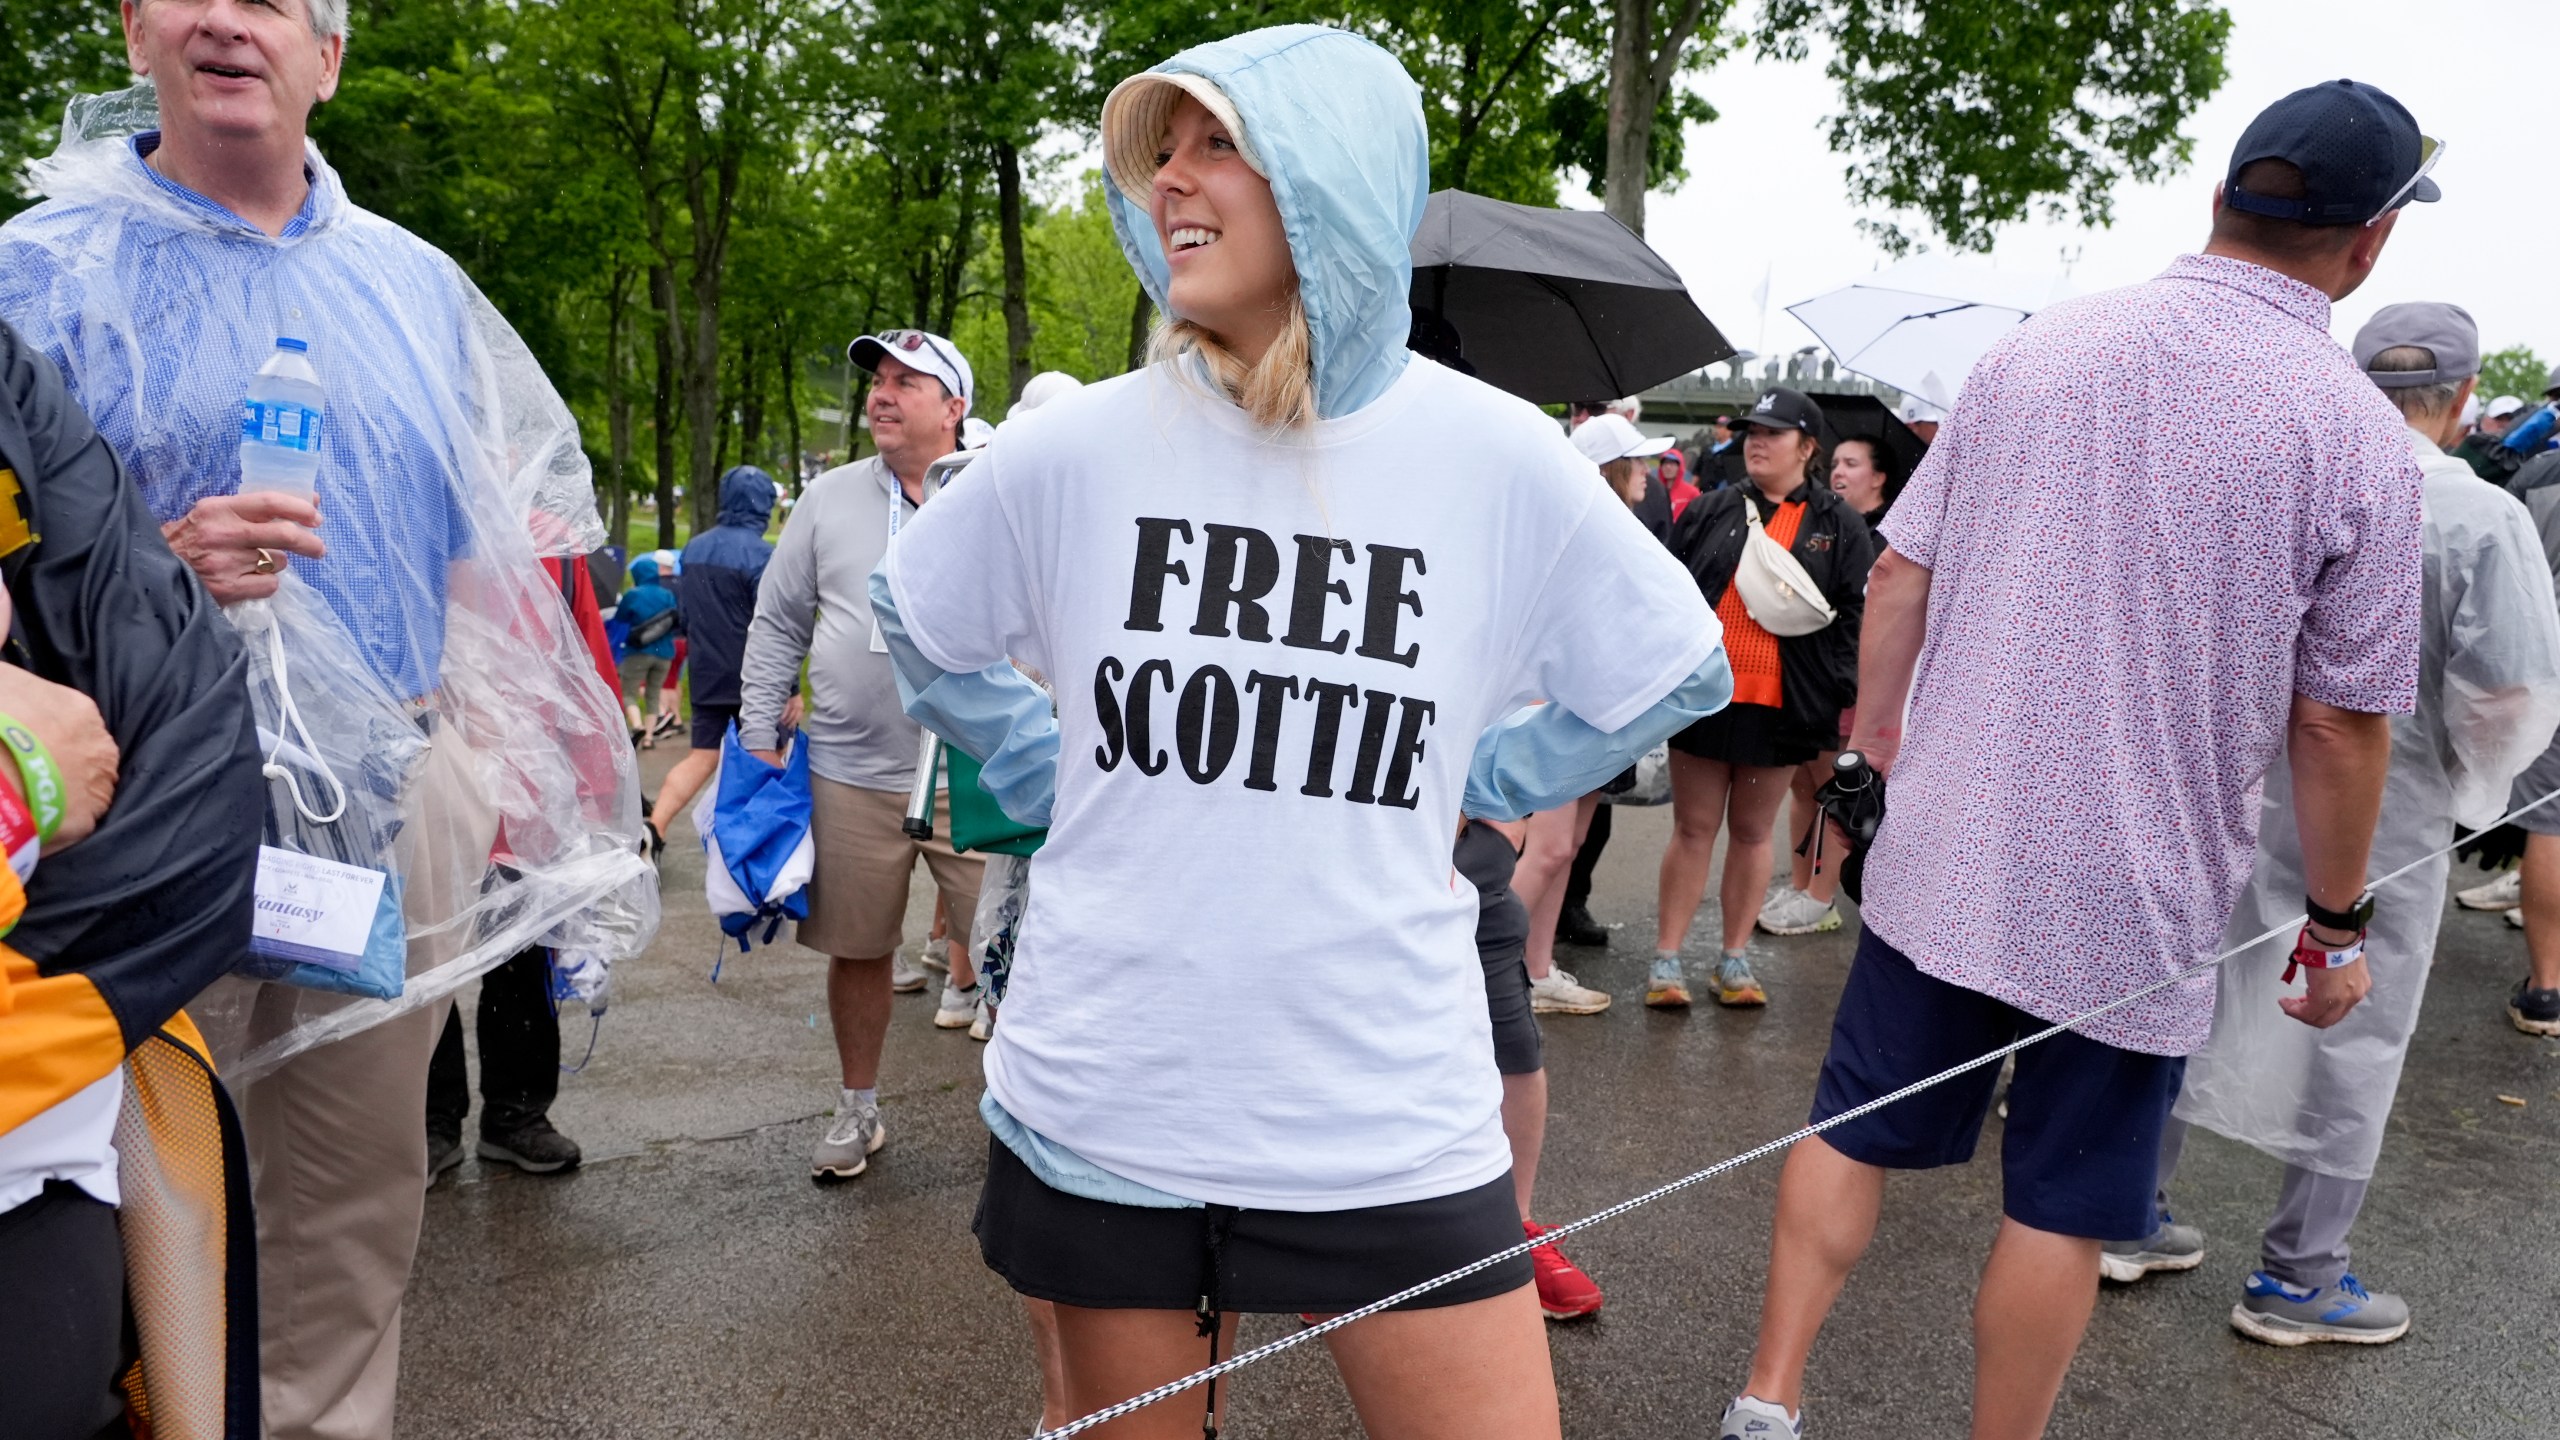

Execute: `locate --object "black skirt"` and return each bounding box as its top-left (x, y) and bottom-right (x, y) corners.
top-left (974, 1136), bottom-right (1532, 1313)
top-left (1669, 700), bottom-right (1820, 769)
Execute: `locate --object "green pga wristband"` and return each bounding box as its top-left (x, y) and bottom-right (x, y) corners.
top-left (0, 716), bottom-right (65, 844)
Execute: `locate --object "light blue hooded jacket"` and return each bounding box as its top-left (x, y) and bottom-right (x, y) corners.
top-left (1102, 24), bottom-right (1427, 419)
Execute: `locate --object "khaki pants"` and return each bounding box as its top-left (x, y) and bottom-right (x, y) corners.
top-left (194, 733), bottom-right (498, 1440)
top-left (798, 778), bottom-right (984, 960)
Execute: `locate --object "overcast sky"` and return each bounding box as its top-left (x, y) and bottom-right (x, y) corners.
top-left (1621, 0), bottom-right (2546, 374)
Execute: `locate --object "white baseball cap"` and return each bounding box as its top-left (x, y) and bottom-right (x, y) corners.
top-left (1014, 371), bottom-right (1085, 414)
top-left (849, 329), bottom-right (975, 415)
top-left (1897, 396), bottom-right (1947, 425)
top-left (2487, 395), bottom-right (2528, 419)
top-left (1571, 413), bottom-right (1675, 466)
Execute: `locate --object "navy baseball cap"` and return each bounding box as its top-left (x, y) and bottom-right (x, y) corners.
top-left (2224, 80), bottom-right (2443, 226)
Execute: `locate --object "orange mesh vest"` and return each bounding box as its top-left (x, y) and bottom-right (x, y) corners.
top-left (1714, 500), bottom-right (1805, 709)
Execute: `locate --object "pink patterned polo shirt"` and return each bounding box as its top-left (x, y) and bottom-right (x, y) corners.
top-left (1863, 253), bottom-right (2423, 1056)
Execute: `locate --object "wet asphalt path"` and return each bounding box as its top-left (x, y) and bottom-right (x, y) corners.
top-left (403, 761), bottom-right (2560, 1438)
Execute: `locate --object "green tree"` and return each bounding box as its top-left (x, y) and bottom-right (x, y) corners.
top-left (1759, 0), bottom-right (2234, 252)
top-left (2482, 346), bottom-right (2550, 408)
top-left (0, 0), bottom-right (122, 220)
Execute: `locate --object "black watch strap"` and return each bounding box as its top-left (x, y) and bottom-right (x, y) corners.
top-left (2305, 890), bottom-right (2375, 934)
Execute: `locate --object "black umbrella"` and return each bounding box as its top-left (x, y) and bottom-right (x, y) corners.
top-left (1408, 190), bottom-right (1733, 405)
top-left (1806, 392), bottom-right (1929, 487)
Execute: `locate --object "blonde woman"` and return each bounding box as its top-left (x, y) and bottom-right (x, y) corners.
top-left (870, 25), bottom-right (1727, 1438)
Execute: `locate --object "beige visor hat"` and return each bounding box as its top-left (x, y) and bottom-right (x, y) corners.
top-left (1100, 70), bottom-right (1267, 205)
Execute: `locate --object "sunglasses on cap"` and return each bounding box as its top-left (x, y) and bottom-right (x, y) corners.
top-left (2369, 135), bottom-right (2445, 226)
top-left (875, 329), bottom-right (960, 374)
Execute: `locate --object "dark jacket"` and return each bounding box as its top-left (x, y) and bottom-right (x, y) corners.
top-left (0, 318), bottom-right (262, 1437)
top-left (1667, 479), bottom-right (1876, 751)
top-left (677, 466), bottom-right (778, 709)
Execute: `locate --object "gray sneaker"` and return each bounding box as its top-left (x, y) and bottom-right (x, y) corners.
top-left (2099, 1214), bottom-right (2205, 1282)
top-left (1717, 1395), bottom-right (1802, 1439)
top-left (890, 951), bottom-right (932, 994)
top-left (2230, 1271), bottom-right (2410, 1346)
top-left (935, 979), bottom-right (982, 1029)
top-left (812, 1099), bottom-right (886, 1180)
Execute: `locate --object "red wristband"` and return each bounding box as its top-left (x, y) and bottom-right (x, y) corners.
top-left (2282, 928), bottom-right (2363, 983)
top-left (0, 775), bottom-right (37, 884)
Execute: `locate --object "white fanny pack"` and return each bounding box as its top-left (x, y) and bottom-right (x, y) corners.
top-left (1731, 499), bottom-right (1836, 637)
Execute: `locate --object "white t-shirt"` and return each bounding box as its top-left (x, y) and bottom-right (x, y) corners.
top-left (888, 358), bottom-right (1714, 1209)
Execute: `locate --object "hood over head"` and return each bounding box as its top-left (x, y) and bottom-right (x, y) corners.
top-left (717, 465), bottom-right (777, 529)
top-left (1101, 25), bottom-right (1428, 420)
top-left (629, 555), bottom-right (659, 585)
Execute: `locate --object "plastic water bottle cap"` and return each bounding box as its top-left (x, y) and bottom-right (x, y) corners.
top-left (276, 337), bottom-right (309, 352)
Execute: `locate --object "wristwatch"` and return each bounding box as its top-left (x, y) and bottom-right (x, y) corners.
top-left (2303, 890), bottom-right (2375, 936)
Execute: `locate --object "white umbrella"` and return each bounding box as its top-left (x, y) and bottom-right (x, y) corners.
top-left (1786, 255), bottom-right (2072, 411)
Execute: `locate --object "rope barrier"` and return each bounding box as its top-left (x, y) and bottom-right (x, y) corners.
top-left (1026, 786), bottom-right (2560, 1439)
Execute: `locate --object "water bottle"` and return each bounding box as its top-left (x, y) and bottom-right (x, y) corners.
top-left (238, 337), bottom-right (325, 500)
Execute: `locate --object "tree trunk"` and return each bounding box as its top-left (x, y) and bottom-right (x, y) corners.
top-left (997, 141), bottom-right (1033, 412)
top-left (1604, 0), bottom-right (1654, 236)
top-left (933, 175), bottom-right (979, 337)
top-left (737, 330), bottom-right (762, 468)
top-left (650, 262), bottom-right (681, 552)
top-left (1605, 0), bottom-right (1714, 237)
top-left (780, 332), bottom-right (800, 489)
top-left (687, 267), bottom-right (721, 537)
top-left (1125, 283), bottom-right (1153, 373)
top-left (605, 267), bottom-right (634, 552)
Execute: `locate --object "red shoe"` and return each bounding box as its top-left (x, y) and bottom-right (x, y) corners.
top-left (1525, 1221), bottom-right (1603, 1319)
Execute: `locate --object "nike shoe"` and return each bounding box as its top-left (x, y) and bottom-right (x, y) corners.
top-left (1524, 1221), bottom-right (1604, 1319)
top-left (1717, 1396), bottom-right (1802, 1439)
top-left (2230, 1271), bottom-right (2410, 1346)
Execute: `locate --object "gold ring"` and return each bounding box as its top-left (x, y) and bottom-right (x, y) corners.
top-left (251, 548), bottom-right (281, 575)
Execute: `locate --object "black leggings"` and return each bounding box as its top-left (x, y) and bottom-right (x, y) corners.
top-left (0, 1182), bottom-right (130, 1440)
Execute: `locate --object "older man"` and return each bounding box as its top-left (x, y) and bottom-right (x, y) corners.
top-left (2129, 303), bottom-right (2560, 1345)
top-left (1719, 80), bottom-right (2435, 1440)
top-left (0, 1), bottom-right (642, 1435)
top-left (739, 330), bottom-right (987, 1180)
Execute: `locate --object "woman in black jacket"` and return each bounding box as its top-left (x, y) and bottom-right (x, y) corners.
top-left (1655, 388), bottom-right (1876, 1009)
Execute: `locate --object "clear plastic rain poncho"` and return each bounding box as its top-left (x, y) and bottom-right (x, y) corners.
top-left (0, 87), bottom-right (658, 1081)
top-left (2177, 448), bottom-right (2560, 1179)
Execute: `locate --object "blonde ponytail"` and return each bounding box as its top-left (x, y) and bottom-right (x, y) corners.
top-left (1151, 296), bottom-right (1317, 432)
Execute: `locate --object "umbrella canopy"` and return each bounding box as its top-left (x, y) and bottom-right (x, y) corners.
top-left (1786, 255), bottom-right (2071, 411)
top-left (1807, 393), bottom-right (1929, 488)
top-left (1409, 190), bottom-right (1732, 405)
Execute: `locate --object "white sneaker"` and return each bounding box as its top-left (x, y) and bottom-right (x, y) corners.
top-left (2459, 870), bottom-right (2523, 911)
top-left (1529, 967), bottom-right (1612, 1015)
top-left (812, 1098), bottom-right (885, 1180)
top-left (1756, 887), bottom-right (1842, 936)
top-left (890, 951), bottom-right (931, 993)
top-left (1717, 1396), bottom-right (1802, 1439)
top-left (2508, 907), bottom-right (2528, 929)
top-left (935, 979), bottom-right (982, 1029)
top-left (968, 995), bottom-right (994, 1042)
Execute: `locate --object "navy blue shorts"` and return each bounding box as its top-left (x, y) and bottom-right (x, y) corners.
top-left (689, 703), bottom-right (740, 752)
top-left (1810, 928), bottom-right (2185, 1241)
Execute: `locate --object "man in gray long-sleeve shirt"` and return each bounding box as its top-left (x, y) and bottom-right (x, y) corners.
top-left (738, 328), bottom-right (986, 1180)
